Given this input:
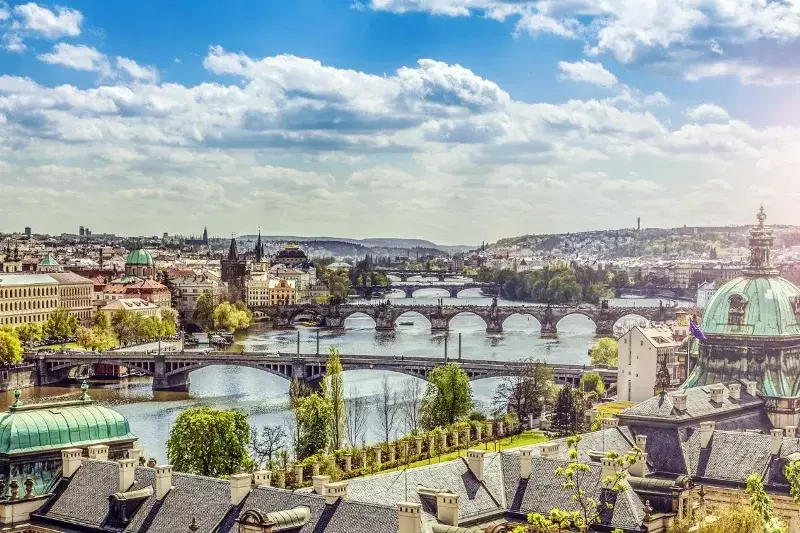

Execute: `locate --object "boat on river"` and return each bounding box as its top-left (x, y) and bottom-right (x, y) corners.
top-left (299, 321), bottom-right (319, 327)
top-left (398, 321), bottom-right (414, 326)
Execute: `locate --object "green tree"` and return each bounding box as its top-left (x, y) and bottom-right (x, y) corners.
top-left (212, 301), bottom-right (252, 332)
top-left (612, 271), bottom-right (630, 288)
top-left (76, 326), bottom-right (96, 351)
top-left (15, 322), bottom-right (42, 349)
top-left (193, 292), bottom-right (216, 328)
top-left (324, 347), bottom-right (345, 451)
top-left (0, 329), bottom-right (23, 364)
top-left (166, 407), bottom-right (253, 477)
top-left (552, 385), bottom-right (583, 436)
top-left (92, 311), bottom-right (110, 330)
top-left (420, 363), bottom-right (473, 429)
top-left (160, 307), bottom-right (178, 337)
top-left (589, 338), bottom-right (618, 367)
top-left (44, 307), bottom-right (79, 348)
top-left (579, 372), bottom-right (606, 399)
top-left (294, 393), bottom-right (332, 459)
top-left (111, 310), bottom-right (143, 345)
top-left (746, 473), bottom-right (786, 533)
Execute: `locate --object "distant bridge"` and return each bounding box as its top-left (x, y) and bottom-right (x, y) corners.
top-left (26, 351), bottom-right (615, 391)
top-left (377, 270), bottom-right (478, 282)
top-left (352, 282), bottom-right (497, 298)
top-left (254, 300), bottom-right (678, 336)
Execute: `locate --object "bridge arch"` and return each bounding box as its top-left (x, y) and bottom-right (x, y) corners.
top-left (501, 312), bottom-right (542, 331)
top-left (554, 311), bottom-right (598, 336)
top-left (447, 310), bottom-right (488, 329)
top-left (409, 287), bottom-right (450, 299)
top-left (394, 310), bottom-right (431, 328)
top-left (343, 311), bottom-right (377, 329)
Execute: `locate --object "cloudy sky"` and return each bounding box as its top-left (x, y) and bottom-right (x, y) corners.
top-left (1, 0), bottom-right (799, 244)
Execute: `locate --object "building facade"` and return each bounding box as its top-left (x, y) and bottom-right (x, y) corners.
top-left (268, 278), bottom-right (297, 305)
top-left (0, 274), bottom-right (59, 326)
top-left (100, 298), bottom-right (160, 321)
top-left (48, 272), bottom-right (93, 325)
top-left (617, 325), bottom-right (682, 403)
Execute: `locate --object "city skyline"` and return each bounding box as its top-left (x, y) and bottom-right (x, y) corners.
top-left (2, 1), bottom-right (800, 242)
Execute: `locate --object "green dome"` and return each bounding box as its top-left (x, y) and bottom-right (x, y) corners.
top-left (38, 253), bottom-right (59, 267)
top-left (702, 275), bottom-right (800, 337)
top-left (126, 247), bottom-right (154, 267)
top-left (0, 401), bottom-right (136, 456)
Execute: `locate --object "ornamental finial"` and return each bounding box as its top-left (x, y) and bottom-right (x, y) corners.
top-left (80, 380), bottom-right (90, 401)
top-left (757, 204), bottom-right (766, 226)
top-left (11, 388), bottom-right (22, 408)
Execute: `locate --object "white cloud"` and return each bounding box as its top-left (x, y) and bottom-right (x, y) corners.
top-left (2, 32), bottom-right (25, 52)
top-left (13, 2), bottom-right (82, 39)
top-left (38, 43), bottom-right (111, 75)
top-left (116, 57), bottom-right (159, 83)
top-left (684, 103), bottom-right (730, 123)
top-left (558, 60), bottom-right (617, 88)
top-left (685, 60), bottom-right (800, 87)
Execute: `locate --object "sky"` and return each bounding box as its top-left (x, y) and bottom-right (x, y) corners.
top-left (2, 1), bottom-right (800, 244)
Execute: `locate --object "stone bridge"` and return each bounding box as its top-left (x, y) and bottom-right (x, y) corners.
top-left (256, 300), bottom-right (678, 336)
top-left (352, 282), bottom-right (497, 299)
top-left (378, 270), bottom-right (478, 282)
top-left (25, 351), bottom-right (614, 391)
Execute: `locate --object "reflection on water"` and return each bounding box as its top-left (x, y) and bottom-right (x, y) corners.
top-left (2, 292), bottom-right (683, 462)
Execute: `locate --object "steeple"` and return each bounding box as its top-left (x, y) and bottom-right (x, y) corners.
top-left (255, 228), bottom-right (264, 263)
top-left (227, 235), bottom-right (239, 261)
top-left (202, 227), bottom-right (208, 246)
top-left (743, 204), bottom-right (778, 277)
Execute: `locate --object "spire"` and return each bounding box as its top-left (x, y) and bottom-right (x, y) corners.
top-left (202, 227), bottom-right (208, 245)
top-left (255, 228), bottom-right (263, 262)
top-left (227, 234), bottom-right (238, 261)
top-left (743, 204), bottom-right (778, 277)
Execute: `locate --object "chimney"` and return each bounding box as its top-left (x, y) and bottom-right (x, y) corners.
top-left (744, 380), bottom-right (758, 396)
top-left (230, 473), bottom-right (251, 505)
top-left (466, 449), bottom-right (486, 481)
top-left (253, 470), bottom-right (271, 487)
top-left (728, 383), bottom-right (741, 400)
top-left (88, 444), bottom-right (109, 462)
top-left (673, 393), bottom-right (687, 411)
top-left (397, 502), bottom-right (422, 533)
top-left (771, 429), bottom-right (784, 456)
top-left (155, 465), bottom-right (173, 500)
top-left (128, 446), bottom-right (143, 465)
top-left (700, 421), bottom-right (715, 449)
top-left (312, 475), bottom-right (330, 495)
top-left (786, 426), bottom-right (797, 439)
top-left (635, 435), bottom-right (647, 452)
top-left (119, 459), bottom-right (136, 492)
top-left (539, 442), bottom-right (560, 459)
top-left (600, 457), bottom-right (616, 487)
top-left (324, 481), bottom-right (347, 505)
top-left (435, 492), bottom-right (459, 527)
top-left (630, 452), bottom-right (648, 478)
top-left (61, 448), bottom-right (83, 478)
top-left (601, 417), bottom-right (619, 430)
top-left (709, 385), bottom-right (724, 404)
top-left (520, 448), bottom-right (533, 479)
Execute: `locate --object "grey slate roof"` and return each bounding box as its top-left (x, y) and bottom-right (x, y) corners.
top-left (501, 452), bottom-right (645, 531)
top-left (683, 430), bottom-right (773, 483)
top-left (618, 383), bottom-right (763, 422)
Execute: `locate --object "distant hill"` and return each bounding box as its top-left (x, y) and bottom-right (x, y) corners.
top-left (238, 235), bottom-right (475, 255)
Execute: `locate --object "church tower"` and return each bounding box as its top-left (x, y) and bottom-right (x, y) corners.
top-left (221, 235), bottom-right (247, 301)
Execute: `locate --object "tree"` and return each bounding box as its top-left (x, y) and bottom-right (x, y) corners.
top-left (579, 372), bottom-right (606, 399)
top-left (521, 435), bottom-right (642, 533)
top-left (746, 473), bottom-right (786, 533)
top-left (612, 271), bottom-right (630, 289)
top-left (420, 363), bottom-right (473, 429)
top-left (250, 425), bottom-right (287, 469)
top-left (589, 338), bottom-right (618, 367)
top-left (166, 407), bottom-right (253, 477)
top-left (494, 359), bottom-right (553, 421)
top-left (400, 378), bottom-right (424, 434)
top-left (375, 375), bottom-right (399, 443)
top-left (111, 310), bottom-right (142, 345)
top-left (160, 307), bottom-right (178, 337)
top-left (294, 393), bottom-right (332, 459)
top-left (44, 307), bottom-right (78, 348)
top-left (193, 292), bottom-right (216, 328)
top-left (345, 387), bottom-right (369, 447)
top-left (76, 326), bottom-right (96, 351)
top-left (92, 311), bottom-right (110, 330)
top-left (552, 385), bottom-right (583, 436)
top-left (212, 301), bottom-right (252, 332)
top-left (15, 322), bottom-right (42, 349)
top-left (324, 347), bottom-right (345, 451)
top-left (0, 330), bottom-right (23, 365)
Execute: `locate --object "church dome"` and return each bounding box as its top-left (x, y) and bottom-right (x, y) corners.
top-left (126, 247), bottom-right (154, 267)
top-left (702, 276), bottom-right (800, 337)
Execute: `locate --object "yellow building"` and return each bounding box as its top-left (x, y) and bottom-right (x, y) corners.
top-left (0, 274), bottom-right (59, 326)
top-left (100, 298), bottom-right (160, 321)
top-left (247, 275), bottom-right (271, 307)
top-left (269, 278), bottom-right (296, 305)
top-left (48, 272), bottom-right (93, 325)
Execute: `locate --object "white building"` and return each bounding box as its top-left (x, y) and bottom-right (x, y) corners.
top-left (100, 298), bottom-right (159, 320)
top-left (617, 325), bottom-right (682, 403)
top-left (696, 280), bottom-right (717, 308)
top-left (171, 274), bottom-right (222, 317)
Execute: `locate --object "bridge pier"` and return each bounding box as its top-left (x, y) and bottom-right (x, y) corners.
top-left (323, 316), bottom-right (345, 329)
top-left (403, 287), bottom-right (415, 299)
top-left (448, 288), bottom-right (459, 299)
top-left (430, 317), bottom-right (449, 332)
top-left (540, 323), bottom-right (557, 338)
top-left (375, 316), bottom-right (396, 331)
top-left (485, 316), bottom-right (503, 334)
top-left (595, 322), bottom-right (614, 337)
top-left (153, 356), bottom-right (190, 391)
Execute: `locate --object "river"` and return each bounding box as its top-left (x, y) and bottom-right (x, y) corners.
top-left (2, 288), bottom-right (684, 463)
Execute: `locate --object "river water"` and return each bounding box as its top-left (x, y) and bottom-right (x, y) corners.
top-left (2, 287), bottom-right (682, 463)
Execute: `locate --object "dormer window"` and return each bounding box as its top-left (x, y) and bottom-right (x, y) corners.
top-left (728, 294), bottom-right (747, 326)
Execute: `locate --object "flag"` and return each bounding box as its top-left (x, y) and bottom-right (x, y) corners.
top-left (689, 319), bottom-right (706, 341)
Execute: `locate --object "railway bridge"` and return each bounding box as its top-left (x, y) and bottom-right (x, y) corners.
top-left (26, 351), bottom-right (615, 391)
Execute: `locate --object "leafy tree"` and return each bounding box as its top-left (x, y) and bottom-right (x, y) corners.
top-left (193, 292), bottom-right (216, 328)
top-left (494, 358), bottom-right (553, 421)
top-left (420, 363), bottom-right (473, 429)
top-left (0, 330), bottom-right (23, 364)
top-left (294, 393), bottom-right (332, 459)
top-left (15, 322), bottom-right (42, 349)
top-left (141, 315), bottom-right (163, 341)
top-left (552, 385), bottom-right (583, 436)
top-left (166, 407), bottom-right (253, 477)
top-left (111, 310), bottom-right (142, 345)
top-left (579, 372), bottom-right (606, 399)
top-left (160, 307), bottom-right (178, 337)
top-left (324, 347), bottom-right (345, 450)
top-left (76, 326), bottom-right (96, 351)
top-left (44, 307), bottom-right (79, 348)
top-left (212, 301), bottom-right (252, 332)
top-left (250, 425), bottom-right (287, 469)
top-left (92, 311), bottom-right (110, 330)
top-left (746, 473), bottom-right (786, 533)
top-left (589, 338), bottom-right (618, 367)
top-left (612, 271), bottom-right (630, 288)
top-left (324, 271), bottom-right (351, 304)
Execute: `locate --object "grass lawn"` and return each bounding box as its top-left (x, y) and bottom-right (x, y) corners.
top-left (378, 430), bottom-right (549, 474)
top-left (34, 342), bottom-right (81, 351)
top-left (595, 401), bottom-right (634, 416)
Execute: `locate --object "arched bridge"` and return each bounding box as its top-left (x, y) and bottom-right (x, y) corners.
top-left (26, 351), bottom-right (614, 391)
top-left (352, 282), bottom-right (497, 299)
top-left (378, 270), bottom-right (479, 282)
top-left (255, 300), bottom-right (678, 337)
